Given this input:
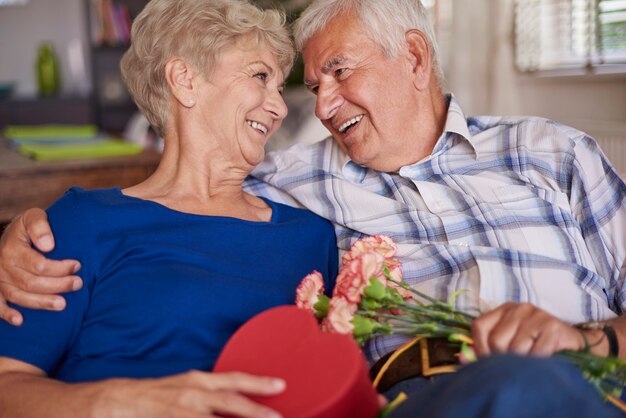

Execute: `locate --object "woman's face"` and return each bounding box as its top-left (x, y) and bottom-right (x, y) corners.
top-left (194, 37), bottom-right (288, 168)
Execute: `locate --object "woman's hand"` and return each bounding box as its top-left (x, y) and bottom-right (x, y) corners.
top-left (0, 208), bottom-right (82, 326)
top-left (471, 302), bottom-right (603, 357)
top-left (0, 358), bottom-right (286, 418)
top-left (95, 370), bottom-right (285, 418)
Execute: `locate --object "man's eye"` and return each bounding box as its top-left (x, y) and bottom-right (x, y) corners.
top-left (255, 72), bottom-right (268, 81)
top-left (308, 85), bottom-right (319, 95)
top-left (335, 68), bottom-right (347, 78)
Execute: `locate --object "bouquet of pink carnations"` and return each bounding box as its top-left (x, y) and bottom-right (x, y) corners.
top-left (295, 235), bottom-right (626, 412)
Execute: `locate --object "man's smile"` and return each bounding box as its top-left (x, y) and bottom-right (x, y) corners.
top-left (337, 114), bottom-right (364, 134)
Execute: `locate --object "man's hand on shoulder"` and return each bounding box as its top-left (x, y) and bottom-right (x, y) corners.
top-left (471, 302), bottom-right (598, 357)
top-left (0, 208), bottom-right (82, 326)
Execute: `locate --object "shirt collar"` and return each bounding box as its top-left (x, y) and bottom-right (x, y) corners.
top-left (434, 94), bottom-right (476, 156)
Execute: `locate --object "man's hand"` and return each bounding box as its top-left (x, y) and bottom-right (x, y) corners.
top-left (0, 208), bottom-right (82, 326)
top-left (471, 302), bottom-right (606, 357)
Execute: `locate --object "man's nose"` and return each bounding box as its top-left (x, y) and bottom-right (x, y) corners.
top-left (315, 83), bottom-right (343, 122)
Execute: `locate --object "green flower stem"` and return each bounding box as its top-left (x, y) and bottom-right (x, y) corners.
top-left (357, 272), bottom-right (626, 406)
top-left (398, 304), bottom-right (472, 328)
top-left (385, 277), bottom-right (476, 321)
top-left (360, 311), bottom-right (472, 339)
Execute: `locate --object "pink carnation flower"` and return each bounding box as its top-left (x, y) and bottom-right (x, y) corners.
top-left (342, 235), bottom-right (397, 265)
top-left (295, 271), bottom-right (325, 312)
top-left (323, 297), bottom-right (357, 334)
top-left (373, 257), bottom-right (412, 299)
top-left (334, 252), bottom-right (384, 303)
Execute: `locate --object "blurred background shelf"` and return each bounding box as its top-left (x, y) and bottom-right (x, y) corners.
top-left (0, 96), bottom-right (95, 128)
top-left (87, 0), bottom-right (149, 133)
top-left (0, 139), bottom-right (160, 226)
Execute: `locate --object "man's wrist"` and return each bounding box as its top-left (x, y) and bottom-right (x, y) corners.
top-left (602, 324), bottom-right (619, 357)
top-left (574, 322), bottom-right (619, 357)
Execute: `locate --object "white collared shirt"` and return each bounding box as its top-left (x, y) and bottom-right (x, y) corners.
top-left (247, 95), bottom-right (626, 362)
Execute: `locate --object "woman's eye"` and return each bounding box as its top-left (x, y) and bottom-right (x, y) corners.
top-left (255, 72), bottom-right (268, 81)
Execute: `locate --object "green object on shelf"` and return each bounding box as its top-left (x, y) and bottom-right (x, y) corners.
top-left (36, 42), bottom-right (61, 97)
top-left (4, 124), bottom-right (99, 140)
top-left (18, 139), bottom-right (143, 161)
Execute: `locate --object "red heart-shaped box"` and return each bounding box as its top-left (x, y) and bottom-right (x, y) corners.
top-left (214, 305), bottom-right (380, 418)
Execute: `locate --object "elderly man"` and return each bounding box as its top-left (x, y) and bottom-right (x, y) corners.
top-left (1, 0), bottom-right (625, 416)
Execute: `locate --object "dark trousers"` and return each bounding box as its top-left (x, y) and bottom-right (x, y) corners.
top-left (387, 354), bottom-right (624, 418)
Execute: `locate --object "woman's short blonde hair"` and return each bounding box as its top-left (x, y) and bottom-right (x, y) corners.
top-left (121, 0), bottom-right (294, 136)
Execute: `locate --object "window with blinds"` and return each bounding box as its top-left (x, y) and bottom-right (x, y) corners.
top-left (515, 0), bottom-right (626, 72)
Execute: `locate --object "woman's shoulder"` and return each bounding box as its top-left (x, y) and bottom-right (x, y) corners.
top-left (50, 186), bottom-right (123, 208)
top-left (46, 187), bottom-right (109, 217)
top-left (46, 187), bottom-right (133, 245)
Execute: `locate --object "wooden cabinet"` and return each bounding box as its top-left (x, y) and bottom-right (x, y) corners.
top-left (86, 0), bottom-right (149, 133)
top-left (0, 96), bottom-right (95, 130)
top-left (0, 141), bottom-right (160, 225)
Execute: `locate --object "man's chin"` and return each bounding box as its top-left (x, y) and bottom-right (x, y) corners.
top-left (348, 153), bottom-right (372, 168)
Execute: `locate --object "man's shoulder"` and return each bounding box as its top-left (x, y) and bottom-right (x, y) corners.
top-left (470, 115), bottom-right (587, 139)
top-left (468, 115), bottom-right (594, 154)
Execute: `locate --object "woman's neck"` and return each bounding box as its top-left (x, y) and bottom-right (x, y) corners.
top-left (122, 130), bottom-right (271, 222)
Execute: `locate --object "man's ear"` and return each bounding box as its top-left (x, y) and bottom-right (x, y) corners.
top-left (405, 29), bottom-right (432, 91)
top-left (165, 57), bottom-right (197, 108)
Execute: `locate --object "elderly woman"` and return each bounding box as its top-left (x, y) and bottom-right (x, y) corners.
top-left (0, 0), bottom-right (337, 416)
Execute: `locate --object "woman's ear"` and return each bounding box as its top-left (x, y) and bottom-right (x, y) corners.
top-left (405, 29), bottom-right (432, 91)
top-left (165, 57), bottom-right (197, 108)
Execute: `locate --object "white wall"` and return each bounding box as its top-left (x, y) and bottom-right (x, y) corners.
top-left (444, 0), bottom-right (626, 135)
top-left (0, 0), bottom-right (90, 96)
top-left (0, 0), bottom-right (623, 152)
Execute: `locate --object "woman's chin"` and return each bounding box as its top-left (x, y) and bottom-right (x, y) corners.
top-left (243, 150), bottom-right (266, 169)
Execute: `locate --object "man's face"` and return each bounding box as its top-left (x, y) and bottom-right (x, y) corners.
top-left (302, 11), bottom-right (427, 172)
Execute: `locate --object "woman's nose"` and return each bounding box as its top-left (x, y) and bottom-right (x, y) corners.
top-left (267, 89), bottom-right (288, 121)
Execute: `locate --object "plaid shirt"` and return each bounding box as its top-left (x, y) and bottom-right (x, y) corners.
top-left (247, 95), bottom-right (626, 363)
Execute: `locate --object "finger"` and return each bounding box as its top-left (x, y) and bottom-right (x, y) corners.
top-left (507, 308), bottom-right (565, 356)
top-left (527, 322), bottom-right (582, 356)
top-left (485, 304), bottom-right (540, 354)
top-left (508, 328), bottom-right (541, 356)
top-left (528, 331), bottom-right (559, 357)
top-left (472, 303), bottom-right (513, 356)
top-left (0, 300), bottom-right (24, 326)
top-left (0, 283), bottom-right (66, 311)
top-left (1, 253), bottom-right (81, 294)
top-left (21, 208), bottom-right (54, 253)
top-left (12, 272), bottom-right (82, 295)
top-left (204, 391), bottom-right (281, 418)
top-left (15, 247), bottom-right (81, 280)
top-left (192, 371), bottom-right (286, 396)
top-left (505, 309), bottom-right (547, 355)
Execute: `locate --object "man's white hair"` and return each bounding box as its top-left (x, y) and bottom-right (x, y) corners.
top-left (293, 0), bottom-right (443, 83)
